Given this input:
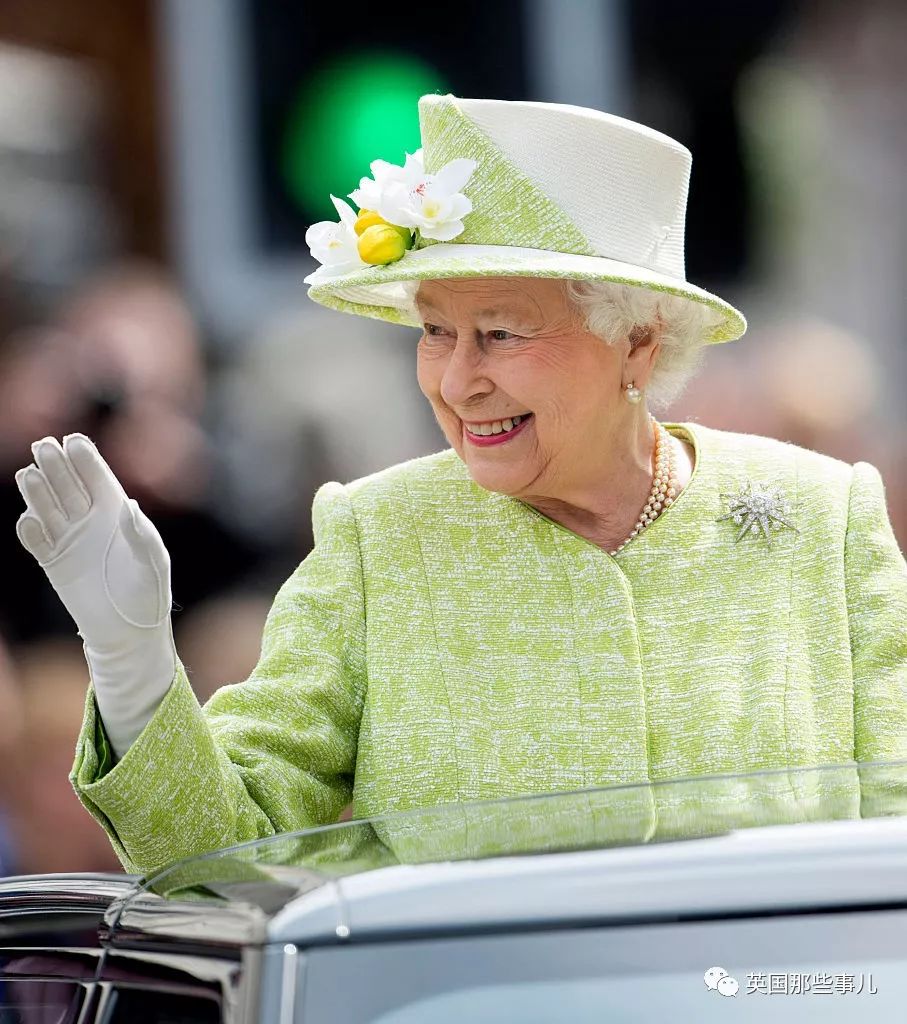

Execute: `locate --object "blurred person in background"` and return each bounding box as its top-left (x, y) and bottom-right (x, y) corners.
top-left (0, 262), bottom-right (268, 647)
top-left (12, 95), bottom-right (906, 872)
top-left (673, 317), bottom-right (907, 544)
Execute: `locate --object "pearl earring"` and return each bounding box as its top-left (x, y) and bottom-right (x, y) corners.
top-left (623, 381), bottom-right (642, 404)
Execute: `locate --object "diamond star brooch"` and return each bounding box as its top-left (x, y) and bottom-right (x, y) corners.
top-left (716, 481), bottom-right (799, 547)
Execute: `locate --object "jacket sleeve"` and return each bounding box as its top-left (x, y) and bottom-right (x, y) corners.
top-left (70, 481), bottom-right (368, 875)
top-left (844, 462), bottom-right (907, 815)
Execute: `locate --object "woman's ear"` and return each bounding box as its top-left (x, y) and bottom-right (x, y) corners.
top-left (626, 322), bottom-right (662, 387)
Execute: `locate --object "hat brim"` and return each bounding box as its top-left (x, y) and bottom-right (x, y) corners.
top-left (305, 243), bottom-right (746, 343)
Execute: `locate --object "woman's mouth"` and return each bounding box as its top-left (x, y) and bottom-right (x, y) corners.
top-left (463, 413), bottom-right (533, 447)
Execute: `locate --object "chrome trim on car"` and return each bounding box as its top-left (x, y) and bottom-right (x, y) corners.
top-left (74, 983), bottom-right (102, 1024)
top-left (0, 946), bottom-right (104, 963)
top-left (235, 947), bottom-right (263, 1024)
top-left (279, 944), bottom-right (298, 1024)
top-left (89, 983), bottom-right (116, 1024)
top-left (105, 892), bottom-right (270, 951)
top-left (0, 874), bottom-right (138, 918)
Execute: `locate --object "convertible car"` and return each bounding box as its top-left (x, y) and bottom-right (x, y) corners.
top-left (1, 761), bottom-right (906, 1022)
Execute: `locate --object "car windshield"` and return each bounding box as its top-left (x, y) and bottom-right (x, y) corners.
top-left (120, 758), bottom-right (907, 906)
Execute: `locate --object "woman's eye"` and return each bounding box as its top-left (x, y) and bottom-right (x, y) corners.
top-left (490, 329), bottom-right (515, 341)
top-left (424, 324), bottom-right (447, 336)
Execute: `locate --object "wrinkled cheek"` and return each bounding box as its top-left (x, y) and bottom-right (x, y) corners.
top-left (414, 362), bottom-right (443, 417)
top-left (415, 363), bottom-right (432, 402)
top-left (430, 402), bottom-right (462, 450)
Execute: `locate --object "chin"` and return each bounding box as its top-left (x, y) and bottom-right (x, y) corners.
top-left (461, 456), bottom-right (528, 497)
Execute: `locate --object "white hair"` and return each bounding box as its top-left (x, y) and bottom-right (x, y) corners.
top-left (564, 279), bottom-right (723, 410)
top-left (406, 276), bottom-right (724, 409)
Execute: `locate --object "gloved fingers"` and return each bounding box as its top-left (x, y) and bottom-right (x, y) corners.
top-left (16, 511), bottom-right (54, 562)
top-left (14, 465), bottom-right (67, 544)
top-left (63, 433), bottom-right (127, 508)
top-left (31, 437), bottom-right (91, 521)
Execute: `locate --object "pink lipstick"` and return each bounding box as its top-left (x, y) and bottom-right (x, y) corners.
top-left (463, 413), bottom-right (533, 447)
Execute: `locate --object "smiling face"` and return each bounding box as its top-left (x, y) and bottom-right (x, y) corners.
top-left (414, 277), bottom-right (659, 505)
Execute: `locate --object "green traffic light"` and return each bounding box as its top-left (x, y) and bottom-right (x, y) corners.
top-left (281, 51), bottom-right (447, 223)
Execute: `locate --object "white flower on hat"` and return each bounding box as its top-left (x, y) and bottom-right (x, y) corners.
top-left (349, 150), bottom-right (426, 212)
top-left (350, 150), bottom-right (477, 243)
top-left (305, 195), bottom-right (367, 277)
top-left (379, 156), bottom-right (477, 242)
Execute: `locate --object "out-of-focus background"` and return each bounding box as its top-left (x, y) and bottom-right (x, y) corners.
top-left (0, 0), bottom-right (904, 876)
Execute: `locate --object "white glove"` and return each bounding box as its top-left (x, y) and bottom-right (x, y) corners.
top-left (15, 433), bottom-right (177, 759)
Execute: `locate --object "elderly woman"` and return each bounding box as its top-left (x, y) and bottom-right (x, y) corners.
top-left (14, 95), bottom-right (907, 873)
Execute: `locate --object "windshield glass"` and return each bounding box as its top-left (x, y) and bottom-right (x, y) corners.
top-left (122, 758), bottom-right (907, 906)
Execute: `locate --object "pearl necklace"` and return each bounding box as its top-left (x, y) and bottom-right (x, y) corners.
top-left (610, 417), bottom-right (679, 555)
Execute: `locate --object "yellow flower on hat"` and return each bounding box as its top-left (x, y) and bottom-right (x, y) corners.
top-left (353, 209), bottom-right (387, 235)
top-left (354, 209), bottom-right (413, 246)
top-left (357, 223), bottom-right (410, 266)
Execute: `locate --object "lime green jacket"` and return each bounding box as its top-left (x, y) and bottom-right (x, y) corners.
top-left (71, 423), bottom-right (907, 873)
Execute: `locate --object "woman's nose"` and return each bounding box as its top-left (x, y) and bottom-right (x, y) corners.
top-left (439, 336), bottom-right (492, 407)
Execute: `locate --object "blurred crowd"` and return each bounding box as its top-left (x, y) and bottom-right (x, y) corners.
top-left (0, 0), bottom-right (905, 876)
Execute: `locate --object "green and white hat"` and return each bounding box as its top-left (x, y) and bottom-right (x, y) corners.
top-left (304, 94), bottom-right (746, 343)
